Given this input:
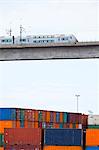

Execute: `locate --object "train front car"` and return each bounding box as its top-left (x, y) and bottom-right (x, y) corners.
top-left (67, 34), bottom-right (78, 44)
top-left (0, 36), bottom-right (13, 45)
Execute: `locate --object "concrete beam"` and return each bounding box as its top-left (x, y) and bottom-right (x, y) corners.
top-left (0, 42), bottom-right (99, 61)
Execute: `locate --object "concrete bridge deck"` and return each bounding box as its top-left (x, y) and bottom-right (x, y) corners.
top-left (0, 42), bottom-right (99, 61)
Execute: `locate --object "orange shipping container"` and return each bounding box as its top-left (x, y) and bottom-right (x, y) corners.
top-left (76, 124), bottom-right (79, 129)
top-left (69, 123), bottom-right (73, 128)
top-left (16, 121), bottom-right (20, 128)
top-left (34, 110), bottom-right (39, 121)
top-left (34, 121), bottom-right (39, 128)
top-left (0, 121), bottom-right (13, 133)
top-left (54, 123), bottom-right (59, 128)
top-left (43, 146), bottom-right (83, 150)
top-left (46, 111), bottom-right (50, 122)
top-left (86, 129), bottom-right (99, 146)
top-left (0, 148), bottom-right (4, 150)
top-left (60, 112), bottom-right (63, 123)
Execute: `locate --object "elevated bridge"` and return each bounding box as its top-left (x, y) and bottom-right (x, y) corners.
top-left (0, 42), bottom-right (99, 61)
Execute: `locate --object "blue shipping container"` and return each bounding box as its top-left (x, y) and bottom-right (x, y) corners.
top-left (0, 108), bottom-right (16, 120)
top-left (56, 112), bottom-right (60, 122)
top-left (44, 128), bottom-right (83, 146)
top-left (86, 147), bottom-right (99, 150)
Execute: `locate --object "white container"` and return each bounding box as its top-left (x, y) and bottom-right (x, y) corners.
top-left (88, 115), bottom-right (99, 125)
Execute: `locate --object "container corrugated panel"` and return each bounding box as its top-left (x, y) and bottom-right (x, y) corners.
top-left (53, 112), bottom-right (56, 122)
top-left (4, 128), bottom-right (42, 146)
top-left (88, 125), bottom-right (99, 129)
top-left (56, 112), bottom-right (60, 123)
top-left (86, 129), bottom-right (99, 146)
top-left (20, 120), bottom-right (24, 128)
top-left (42, 111), bottom-right (46, 122)
top-left (46, 111), bottom-right (50, 122)
top-left (5, 145), bottom-right (42, 150)
top-left (25, 109), bottom-right (34, 121)
top-left (24, 121), bottom-right (33, 128)
top-left (86, 147), bottom-right (99, 150)
top-left (63, 112), bottom-right (68, 123)
top-left (0, 134), bottom-right (4, 147)
top-left (68, 113), bottom-right (82, 124)
top-left (0, 108), bottom-right (16, 120)
top-left (0, 121), bottom-right (14, 133)
top-left (44, 129), bottom-right (83, 146)
top-left (60, 112), bottom-right (63, 123)
top-left (88, 115), bottom-right (99, 125)
top-left (34, 110), bottom-right (39, 121)
top-left (34, 121), bottom-right (39, 128)
top-left (50, 112), bottom-right (54, 122)
top-left (43, 146), bottom-right (83, 150)
top-left (82, 114), bottom-right (88, 126)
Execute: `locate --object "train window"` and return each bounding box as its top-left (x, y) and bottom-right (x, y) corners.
top-left (70, 36), bottom-right (72, 39)
top-left (1, 40), bottom-right (5, 42)
top-left (61, 38), bottom-right (65, 40)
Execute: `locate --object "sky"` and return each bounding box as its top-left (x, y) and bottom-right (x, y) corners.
top-left (0, 0), bottom-right (99, 114)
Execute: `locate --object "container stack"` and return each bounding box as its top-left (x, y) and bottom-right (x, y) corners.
top-left (43, 128), bottom-right (83, 150)
top-left (0, 108), bottom-right (88, 150)
top-left (0, 108), bottom-right (17, 150)
top-left (86, 129), bottom-right (99, 150)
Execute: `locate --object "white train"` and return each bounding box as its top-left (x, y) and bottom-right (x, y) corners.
top-left (0, 34), bottom-right (78, 45)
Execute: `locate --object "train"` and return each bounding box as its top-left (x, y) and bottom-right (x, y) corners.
top-left (0, 34), bottom-right (78, 45)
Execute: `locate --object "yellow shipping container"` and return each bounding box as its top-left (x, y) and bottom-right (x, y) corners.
top-left (0, 121), bottom-right (13, 133)
top-left (43, 146), bottom-right (83, 150)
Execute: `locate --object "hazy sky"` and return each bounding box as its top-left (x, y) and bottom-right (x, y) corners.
top-left (0, 0), bottom-right (99, 114)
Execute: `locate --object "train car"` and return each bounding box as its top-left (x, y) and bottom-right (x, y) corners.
top-left (0, 34), bottom-right (78, 45)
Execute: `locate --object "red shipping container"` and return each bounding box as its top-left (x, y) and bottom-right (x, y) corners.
top-left (4, 128), bottom-right (42, 146)
top-left (81, 114), bottom-right (88, 126)
top-left (68, 113), bottom-right (82, 124)
top-left (5, 145), bottom-right (41, 150)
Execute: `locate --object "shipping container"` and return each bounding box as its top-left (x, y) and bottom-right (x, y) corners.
top-left (88, 115), bottom-right (99, 125)
top-left (0, 121), bottom-right (14, 133)
top-left (0, 108), bottom-right (16, 120)
top-left (4, 128), bottom-right (42, 146)
top-left (59, 112), bottom-right (63, 123)
top-left (34, 110), bottom-right (39, 122)
top-left (67, 113), bottom-right (82, 124)
top-left (43, 146), bottom-right (83, 150)
top-left (63, 112), bottom-right (68, 123)
top-left (0, 134), bottom-right (4, 147)
top-left (5, 145), bottom-right (42, 150)
top-left (56, 112), bottom-right (60, 123)
top-left (46, 111), bottom-right (50, 122)
top-left (86, 129), bottom-right (99, 146)
top-left (86, 147), bottom-right (99, 150)
top-left (0, 148), bottom-right (4, 150)
top-left (34, 121), bottom-right (39, 128)
top-left (82, 114), bottom-right (88, 126)
top-left (25, 109), bottom-right (35, 121)
top-left (44, 129), bottom-right (83, 146)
